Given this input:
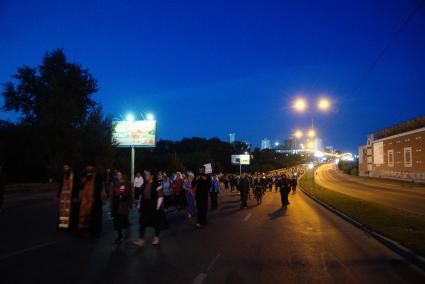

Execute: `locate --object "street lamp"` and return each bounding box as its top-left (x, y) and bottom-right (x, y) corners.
top-left (146, 113), bottom-right (155, 121)
top-left (126, 113), bottom-right (135, 122)
top-left (308, 129), bottom-right (316, 138)
top-left (317, 97), bottom-right (331, 111)
top-left (294, 130), bottom-right (303, 139)
top-left (308, 141), bottom-right (315, 149)
top-left (293, 98), bottom-right (307, 112)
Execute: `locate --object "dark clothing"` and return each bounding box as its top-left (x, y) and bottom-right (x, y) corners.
top-left (111, 182), bottom-right (131, 231)
top-left (279, 179), bottom-right (291, 207)
top-left (134, 187), bottom-right (142, 201)
top-left (192, 174), bottom-right (212, 226)
top-left (0, 170), bottom-right (5, 210)
top-left (291, 178), bottom-right (298, 193)
top-left (239, 177), bottom-right (250, 208)
top-left (254, 185), bottom-right (263, 205)
top-left (223, 179), bottom-right (229, 189)
top-left (230, 177), bottom-right (236, 191)
top-left (139, 180), bottom-right (167, 238)
top-left (210, 192), bottom-right (218, 210)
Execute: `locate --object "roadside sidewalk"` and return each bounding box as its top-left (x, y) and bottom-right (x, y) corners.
top-left (3, 192), bottom-right (56, 208)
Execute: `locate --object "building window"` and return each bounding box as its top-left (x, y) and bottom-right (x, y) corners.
top-left (388, 150), bottom-right (394, 167)
top-left (404, 147), bottom-right (412, 168)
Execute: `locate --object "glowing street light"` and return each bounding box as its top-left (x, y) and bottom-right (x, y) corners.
top-left (317, 97), bottom-right (331, 111)
top-left (308, 129), bottom-right (316, 138)
top-left (308, 141), bottom-right (315, 149)
top-left (294, 130), bottom-right (303, 139)
top-left (126, 113), bottom-right (135, 122)
top-left (293, 98), bottom-right (307, 112)
top-left (146, 113), bottom-right (155, 121)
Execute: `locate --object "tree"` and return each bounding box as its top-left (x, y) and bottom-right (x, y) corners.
top-left (1, 48), bottom-right (107, 180)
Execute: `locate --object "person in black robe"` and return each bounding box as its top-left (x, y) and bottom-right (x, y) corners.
top-left (77, 164), bottom-right (104, 238)
top-left (110, 171), bottom-right (131, 244)
top-left (279, 175), bottom-right (291, 209)
top-left (57, 164), bottom-right (80, 230)
top-left (254, 177), bottom-right (264, 205)
top-left (192, 166), bottom-right (212, 228)
top-left (239, 173), bottom-right (250, 208)
top-left (134, 170), bottom-right (167, 247)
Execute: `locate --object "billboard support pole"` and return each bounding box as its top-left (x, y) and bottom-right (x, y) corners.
top-left (239, 163), bottom-right (242, 176)
top-left (131, 146), bottom-right (135, 185)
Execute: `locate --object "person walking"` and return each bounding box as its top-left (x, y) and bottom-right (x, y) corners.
top-left (162, 173), bottom-right (173, 212)
top-left (133, 171), bottom-right (144, 207)
top-left (110, 171), bottom-right (132, 244)
top-left (239, 173), bottom-right (250, 209)
top-left (192, 166), bottom-right (212, 228)
top-left (172, 172), bottom-right (184, 210)
top-left (229, 175), bottom-right (236, 191)
top-left (183, 172), bottom-right (196, 218)
top-left (254, 177), bottom-right (263, 205)
top-left (78, 163), bottom-right (104, 238)
top-left (209, 174), bottom-right (220, 210)
top-left (134, 170), bottom-right (167, 247)
top-left (57, 164), bottom-right (79, 230)
top-left (280, 175), bottom-right (291, 209)
top-left (223, 175), bottom-right (229, 192)
top-left (291, 175), bottom-right (298, 194)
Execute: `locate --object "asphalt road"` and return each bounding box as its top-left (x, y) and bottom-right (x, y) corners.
top-left (315, 164), bottom-right (425, 216)
top-left (0, 188), bottom-right (424, 284)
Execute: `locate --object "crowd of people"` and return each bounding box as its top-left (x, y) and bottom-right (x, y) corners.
top-left (56, 162), bottom-right (303, 246)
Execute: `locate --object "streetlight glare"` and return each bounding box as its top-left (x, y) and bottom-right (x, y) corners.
top-left (126, 113), bottom-right (135, 122)
top-left (308, 141), bottom-right (315, 149)
top-left (318, 98), bottom-right (331, 111)
top-left (147, 113), bottom-right (154, 120)
top-left (293, 98), bottom-right (307, 112)
top-left (294, 130), bottom-right (303, 138)
top-left (308, 129), bottom-right (316, 138)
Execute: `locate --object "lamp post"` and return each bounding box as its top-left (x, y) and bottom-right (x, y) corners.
top-left (126, 114), bottom-right (136, 184)
top-left (125, 112), bottom-right (155, 185)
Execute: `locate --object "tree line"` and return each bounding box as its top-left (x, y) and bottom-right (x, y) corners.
top-left (0, 49), bottom-right (303, 183)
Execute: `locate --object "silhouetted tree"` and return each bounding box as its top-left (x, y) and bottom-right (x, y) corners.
top-left (1, 48), bottom-right (112, 181)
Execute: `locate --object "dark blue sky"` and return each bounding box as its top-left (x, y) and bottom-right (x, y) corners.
top-left (1, 0), bottom-right (425, 152)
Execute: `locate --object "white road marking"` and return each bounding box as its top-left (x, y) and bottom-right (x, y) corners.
top-left (207, 253), bottom-right (221, 271)
top-left (191, 253), bottom-right (221, 284)
top-left (244, 213), bottom-right (252, 222)
top-left (192, 273), bottom-right (207, 284)
top-left (0, 241), bottom-right (57, 261)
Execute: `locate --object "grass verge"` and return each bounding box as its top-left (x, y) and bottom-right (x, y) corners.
top-left (300, 170), bottom-right (425, 257)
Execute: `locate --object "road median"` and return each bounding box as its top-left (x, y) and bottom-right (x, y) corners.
top-left (299, 170), bottom-right (425, 271)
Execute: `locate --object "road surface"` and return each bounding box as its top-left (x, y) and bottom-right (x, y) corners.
top-left (0, 189), bottom-right (424, 283)
top-left (315, 164), bottom-right (425, 216)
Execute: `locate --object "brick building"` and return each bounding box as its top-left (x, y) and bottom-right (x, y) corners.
top-left (359, 116), bottom-right (425, 183)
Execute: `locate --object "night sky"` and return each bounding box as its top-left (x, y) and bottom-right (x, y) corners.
top-left (1, 0), bottom-right (425, 152)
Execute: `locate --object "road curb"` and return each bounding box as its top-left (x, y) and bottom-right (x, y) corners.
top-left (3, 192), bottom-right (56, 209)
top-left (299, 185), bottom-right (425, 272)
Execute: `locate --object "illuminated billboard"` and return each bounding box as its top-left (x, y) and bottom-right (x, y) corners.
top-left (231, 154), bottom-right (251, 165)
top-left (112, 120), bottom-right (156, 147)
